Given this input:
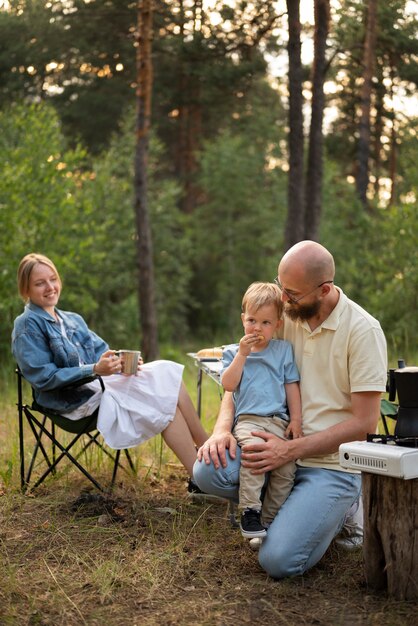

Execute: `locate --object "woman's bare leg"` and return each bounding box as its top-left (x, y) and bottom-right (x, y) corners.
top-left (162, 408), bottom-right (199, 475)
top-left (177, 381), bottom-right (208, 447)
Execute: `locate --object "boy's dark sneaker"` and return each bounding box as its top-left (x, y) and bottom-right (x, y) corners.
top-left (240, 508), bottom-right (267, 538)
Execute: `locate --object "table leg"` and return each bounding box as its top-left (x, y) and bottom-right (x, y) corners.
top-left (197, 368), bottom-right (203, 418)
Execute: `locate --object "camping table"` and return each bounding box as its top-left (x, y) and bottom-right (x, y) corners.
top-left (187, 353), bottom-right (238, 526)
top-left (187, 353), bottom-right (223, 418)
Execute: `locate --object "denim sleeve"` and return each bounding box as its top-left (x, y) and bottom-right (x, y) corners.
top-left (63, 311), bottom-right (109, 362)
top-left (90, 329), bottom-right (109, 361)
top-left (13, 326), bottom-right (95, 392)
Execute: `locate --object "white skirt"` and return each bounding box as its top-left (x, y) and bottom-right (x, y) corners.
top-left (62, 360), bottom-right (184, 449)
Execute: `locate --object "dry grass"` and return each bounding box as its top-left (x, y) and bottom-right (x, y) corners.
top-left (0, 363), bottom-right (415, 625)
top-left (0, 471), bottom-right (415, 626)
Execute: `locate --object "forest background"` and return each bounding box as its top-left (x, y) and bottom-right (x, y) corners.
top-left (0, 0), bottom-right (417, 366)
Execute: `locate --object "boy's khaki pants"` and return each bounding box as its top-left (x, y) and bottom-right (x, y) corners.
top-left (233, 414), bottom-right (296, 525)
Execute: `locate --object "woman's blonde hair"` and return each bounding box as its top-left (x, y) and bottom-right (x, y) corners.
top-left (17, 253), bottom-right (62, 301)
top-left (242, 282), bottom-right (283, 317)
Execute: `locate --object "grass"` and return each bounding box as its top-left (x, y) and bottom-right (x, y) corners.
top-left (0, 355), bottom-right (416, 625)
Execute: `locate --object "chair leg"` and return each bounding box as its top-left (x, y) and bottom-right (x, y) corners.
top-left (85, 435), bottom-right (136, 478)
top-left (110, 450), bottom-right (121, 489)
top-left (124, 449), bottom-right (136, 473)
top-left (24, 412), bottom-right (53, 486)
top-left (109, 449), bottom-right (137, 490)
top-left (32, 443), bottom-right (105, 492)
top-left (16, 368), bottom-right (135, 493)
top-left (52, 422), bottom-right (56, 473)
top-left (17, 375), bottom-right (26, 491)
top-left (229, 501), bottom-right (239, 528)
top-left (26, 412), bottom-right (105, 492)
top-left (380, 413), bottom-right (390, 436)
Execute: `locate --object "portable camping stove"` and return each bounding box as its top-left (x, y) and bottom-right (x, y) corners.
top-left (339, 437), bottom-right (418, 479)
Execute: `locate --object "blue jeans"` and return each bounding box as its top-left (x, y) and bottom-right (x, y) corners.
top-left (193, 448), bottom-right (361, 578)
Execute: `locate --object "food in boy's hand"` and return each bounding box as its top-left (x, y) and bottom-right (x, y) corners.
top-left (196, 347), bottom-right (223, 359)
top-left (256, 334), bottom-right (265, 342)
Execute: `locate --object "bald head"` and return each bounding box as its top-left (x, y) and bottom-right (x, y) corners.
top-left (279, 241), bottom-right (335, 285)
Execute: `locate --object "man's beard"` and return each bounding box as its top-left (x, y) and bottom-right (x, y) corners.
top-left (284, 298), bottom-right (321, 322)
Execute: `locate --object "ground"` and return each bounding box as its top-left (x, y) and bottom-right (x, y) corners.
top-left (0, 468), bottom-right (415, 626)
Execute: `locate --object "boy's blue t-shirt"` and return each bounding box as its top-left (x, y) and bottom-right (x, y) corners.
top-left (221, 339), bottom-right (300, 420)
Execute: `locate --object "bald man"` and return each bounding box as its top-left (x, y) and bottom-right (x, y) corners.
top-left (193, 240), bottom-right (387, 579)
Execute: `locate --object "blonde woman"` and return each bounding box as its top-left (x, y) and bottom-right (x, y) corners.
top-left (12, 253), bottom-right (207, 478)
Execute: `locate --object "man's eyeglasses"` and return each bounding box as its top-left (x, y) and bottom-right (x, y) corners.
top-left (273, 278), bottom-right (333, 304)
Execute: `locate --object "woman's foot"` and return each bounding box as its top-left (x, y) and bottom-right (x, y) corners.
top-left (187, 478), bottom-right (223, 502)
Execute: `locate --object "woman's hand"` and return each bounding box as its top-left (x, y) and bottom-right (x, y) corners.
top-left (93, 350), bottom-right (122, 376)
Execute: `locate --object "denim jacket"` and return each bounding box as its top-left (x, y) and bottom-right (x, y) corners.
top-left (12, 302), bottom-right (108, 412)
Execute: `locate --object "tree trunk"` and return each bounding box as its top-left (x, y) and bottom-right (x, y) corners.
top-left (176, 0), bottom-right (203, 214)
top-left (284, 0), bottom-right (305, 251)
top-left (134, 0), bottom-right (159, 361)
top-left (178, 80), bottom-right (202, 214)
top-left (388, 63), bottom-right (398, 206)
top-left (356, 0), bottom-right (378, 208)
top-left (362, 473), bottom-right (418, 600)
top-left (304, 0), bottom-right (330, 241)
top-left (388, 120), bottom-right (397, 206)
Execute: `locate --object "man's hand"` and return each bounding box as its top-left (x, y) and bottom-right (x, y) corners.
top-left (241, 431), bottom-right (295, 474)
top-left (197, 431), bottom-right (238, 470)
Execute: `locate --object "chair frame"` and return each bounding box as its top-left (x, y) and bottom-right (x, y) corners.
top-left (16, 368), bottom-right (136, 493)
top-left (380, 397), bottom-right (398, 436)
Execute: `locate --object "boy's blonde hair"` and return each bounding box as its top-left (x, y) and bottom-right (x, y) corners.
top-left (242, 282), bottom-right (283, 318)
top-left (17, 253), bottom-right (62, 302)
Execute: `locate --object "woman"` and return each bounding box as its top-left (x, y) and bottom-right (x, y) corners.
top-left (12, 253), bottom-right (208, 477)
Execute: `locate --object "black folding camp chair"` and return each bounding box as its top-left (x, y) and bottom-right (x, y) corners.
top-left (380, 397), bottom-right (398, 435)
top-left (16, 368), bottom-right (136, 493)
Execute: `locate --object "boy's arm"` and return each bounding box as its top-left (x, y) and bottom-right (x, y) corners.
top-left (221, 352), bottom-right (247, 391)
top-left (284, 381), bottom-right (303, 438)
top-left (221, 333), bottom-right (259, 391)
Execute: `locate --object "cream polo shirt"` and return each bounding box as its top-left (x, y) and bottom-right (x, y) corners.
top-left (279, 287), bottom-right (387, 471)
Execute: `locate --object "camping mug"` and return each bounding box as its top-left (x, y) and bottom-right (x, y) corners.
top-left (116, 350), bottom-right (141, 375)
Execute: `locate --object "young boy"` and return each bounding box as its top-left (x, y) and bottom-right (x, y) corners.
top-left (221, 282), bottom-right (302, 539)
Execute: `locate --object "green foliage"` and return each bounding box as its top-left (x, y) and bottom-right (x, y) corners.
top-left (365, 200), bottom-right (418, 358)
top-left (0, 0), bottom-right (417, 362)
top-left (0, 0), bottom-right (137, 153)
top-left (0, 101), bottom-right (195, 359)
top-left (320, 155), bottom-right (418, 361)
top-left (329, 0), bottom-right (417, 182)
top-left (0, 0), bottom-right (276, 154)
top-left (0, 102), bottom-right (92, 353)
top-left (189, 83), bottom-right (288, 341)
top-left (74, 111), bottom-right (194, 346)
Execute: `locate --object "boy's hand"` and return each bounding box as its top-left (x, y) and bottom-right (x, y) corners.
top-left (238, 333), bottom-right (264, 356)
top-left (285, 421), bottom-right (304, 439)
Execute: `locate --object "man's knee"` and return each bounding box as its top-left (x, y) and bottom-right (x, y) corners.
top-left (258, 542), bottom-right (306, 579)
top-left (192, 454), bottom-right (240, 500)
top-left (192, 459), bottom-right (214, 492)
